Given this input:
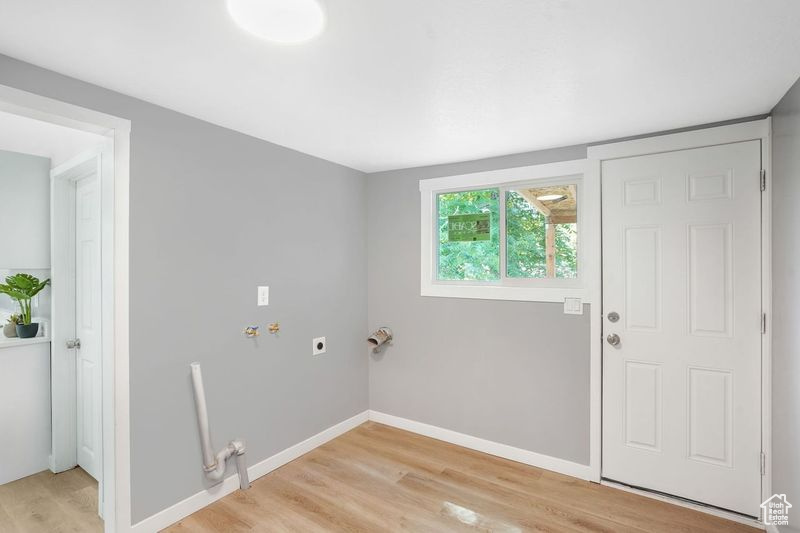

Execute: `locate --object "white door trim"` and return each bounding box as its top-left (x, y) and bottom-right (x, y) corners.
top-left (0, 83), bottom-right (132, 533)
top-left (52, 148), bottom-right (108, 509)
top-left (587, 118), bottom-right (772, 519)
top-left (587, 120), bottom-right (770, 161)
top-left (50, 156), bottom-right (78, 475)
top-left (51, 149), bottom-right (104, 476)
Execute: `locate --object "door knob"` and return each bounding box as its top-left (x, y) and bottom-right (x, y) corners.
top-left (606, 333), bottom-right (620, 347)
top-left (66, 338), bottom-right (81, 349)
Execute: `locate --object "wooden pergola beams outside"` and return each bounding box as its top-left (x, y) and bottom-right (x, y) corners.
top-left (518, 185), bottom-right (577, 277)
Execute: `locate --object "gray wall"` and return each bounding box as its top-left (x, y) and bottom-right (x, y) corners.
top-left (365, 116), bottom-right (768, 468)
top-left (772, 77), bottom-right (800, 532)
top-left (367, 145), bottom-right (592, 465)
top-left (0, 54), bottom-right (368, 522)
top-left (0, 150), bottom-right (50, 269)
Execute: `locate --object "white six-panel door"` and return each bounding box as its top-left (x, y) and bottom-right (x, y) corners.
top-left (602, 140), bottom-right (762, 516)
top-left (75, 172), bottom-right (102, 481)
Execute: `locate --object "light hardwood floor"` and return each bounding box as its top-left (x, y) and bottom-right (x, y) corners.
top-left (0, 467), bottom-right (102, 532)
top-left (165, 422), bottom-right (758, 532)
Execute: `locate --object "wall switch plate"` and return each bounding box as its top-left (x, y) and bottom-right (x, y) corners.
top-left (257, 286), bottom-right (269, 306)
top-left (312, 337), bottom-right (326, 355)
top-left (564, 297), bottom-right (583, 315)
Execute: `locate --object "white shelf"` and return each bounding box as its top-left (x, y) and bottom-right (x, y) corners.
top-left (0, 336), bottom-right (51, 349)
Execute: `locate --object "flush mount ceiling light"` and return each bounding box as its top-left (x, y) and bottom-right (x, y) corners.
top-left (536, 194), bottom-right (567, 202)
top-left (227, 0), bottom-right (326, 44)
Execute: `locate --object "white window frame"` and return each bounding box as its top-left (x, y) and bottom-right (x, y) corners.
top-left (420, 159), bottom-right (597, 303)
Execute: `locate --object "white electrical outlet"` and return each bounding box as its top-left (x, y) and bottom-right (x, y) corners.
top-left (257, 286), bottom-right (269, 306)
top-left (312, 337), bottom-right (326, 355)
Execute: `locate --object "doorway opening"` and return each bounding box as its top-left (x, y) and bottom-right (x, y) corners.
top-left (0, 85), bottom-right (131, 533)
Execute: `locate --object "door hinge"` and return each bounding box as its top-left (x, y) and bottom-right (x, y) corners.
top-left (761, 313), bottom-right (767, 334)
top-left (760, 169), bottom-right (767, 192)
top-left (761, 452), bottom-right (766, 476)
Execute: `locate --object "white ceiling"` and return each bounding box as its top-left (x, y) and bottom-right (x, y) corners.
top-left (1, 1), bottom-right (799, 172)
top-left (0, 110), bottom-right (106, 167)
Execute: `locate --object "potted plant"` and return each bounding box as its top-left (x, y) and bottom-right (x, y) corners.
top-left (0, 274), bottom-right (50, 339)
top-left (3, 314), bottom-right (21, 338)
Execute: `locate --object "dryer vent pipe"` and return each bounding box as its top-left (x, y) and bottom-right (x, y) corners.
top-left (367, 327), bottom-right (393, 353)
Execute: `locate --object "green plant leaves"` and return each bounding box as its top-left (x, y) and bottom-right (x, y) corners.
top-left (0, 274), bottom-right (51, 324)
top-left (0, 286), bottom-right (28, 301)
top-left (0, 273), bottom-right (50, 298)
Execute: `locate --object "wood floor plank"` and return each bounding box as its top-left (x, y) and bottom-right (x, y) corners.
top-left (0, 499), bottom-right (18, 532)
top-left (222, 486), bottom-right (330, 533)
top-left (163, 422), bottom-right (761, 533)
top-left (255, 473), bottom-right (386, 532)
top-left (0, 468), bottom-right (102, 533)
top-left (529, 471), bottom-right (756, 533)
top-left (181, 501), bottom-right (255, 532)
top-left (282, 449), bottom-right (472, 532)
top-left (432, 468), bottom-right (645, 533)
top-left (350, 422), bottom-right (548, 488)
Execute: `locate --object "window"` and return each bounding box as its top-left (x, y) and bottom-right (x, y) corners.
top-left (420, 160), bottom-right (593, 302)
top-left (437, 188), bottom-right (500, 281)
top-left (505, 184), bottom-right (577, 279)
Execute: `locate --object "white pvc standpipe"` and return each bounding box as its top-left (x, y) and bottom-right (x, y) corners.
top-left (190, 362), bottom-right (250, 489)
top-left (190, 362), bottom-right (216, 471)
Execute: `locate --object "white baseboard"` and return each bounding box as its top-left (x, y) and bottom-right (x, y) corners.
top-left (130, 410), bottom-right (369, 533)
top-left (764, 524), bottom-right (779, 533)
top-left (367, 410), bottom-right (593, 481)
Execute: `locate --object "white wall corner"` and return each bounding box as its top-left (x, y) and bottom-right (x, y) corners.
top-left (368, 410), bottom-right (593, 481)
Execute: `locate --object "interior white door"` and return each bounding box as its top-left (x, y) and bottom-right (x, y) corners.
top-left (75, 171), bottom-right (102, 481)
top-left (602, 140), bottom-right (762, 516)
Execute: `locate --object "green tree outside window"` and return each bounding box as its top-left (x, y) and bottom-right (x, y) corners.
top-left (436, 188), bottom-right (577, 281)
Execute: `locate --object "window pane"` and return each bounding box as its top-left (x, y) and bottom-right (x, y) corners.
top-left (506, 184), bottom-right (578, 279)
top-left (437, 188), bottom-right (500, 280)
